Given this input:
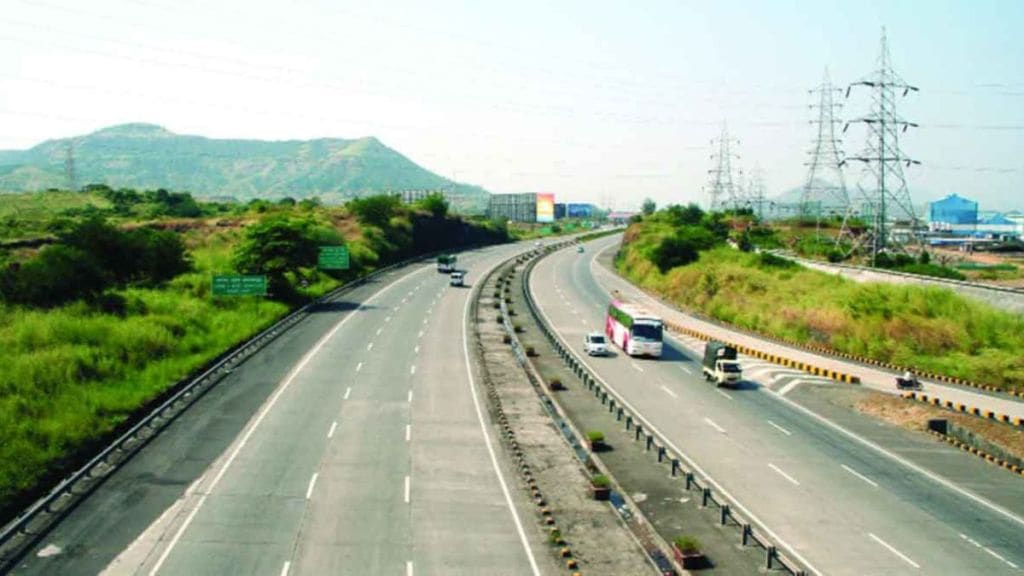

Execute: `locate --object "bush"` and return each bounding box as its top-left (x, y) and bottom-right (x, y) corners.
top-left (591, 473), bottom-right (610, 488)
top-left (525, 345), bottom-right (537, 356)
top-left (348, 194), bottom-right (401, 228)
top-left (496, 315), bottom-right (504, 323)
top-left (586, 430), bottom-right (605, 443)
top-left (549, 377), bottom-right (563, 389)
top-left (502, 334), bottom-right (512, 344)
top-left (513, 323), bottom-right (524, 333)
top-left (674, 535), bottom-right (701, 554)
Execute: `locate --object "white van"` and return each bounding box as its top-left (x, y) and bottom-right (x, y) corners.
top-left (450, 271), bottom-right (465, 287)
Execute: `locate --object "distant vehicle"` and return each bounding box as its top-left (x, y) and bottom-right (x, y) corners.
top-left (534, 240), bottom-right (542, 248)
top-left (702, 341), bottom-right (742, 387)
top-left (605, 299), bottom-right (663, 357)
top-left (437, 254), bottom-right (457, 272)
top-left (576, 244), bottom-right (585, 253)
top-left (583, 332), bottom-right (608, 356)
top-left (896, 372), bottom-right (922, 391)
top-left (449, 270), bottom-right (465, 287)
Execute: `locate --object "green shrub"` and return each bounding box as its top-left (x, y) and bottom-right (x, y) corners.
top-left (674, 535), bottom-right (701, 554)
top-left (591, 474), bottom-right (610, 488)
top-left (586, 430), bottom-right (605, 443)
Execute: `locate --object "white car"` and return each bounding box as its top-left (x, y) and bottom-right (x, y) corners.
top-left (576, 245), bottom-right (584, 253)
top-left (449, 271), bottom-right (465, 287)
top-left (584, 332), bottom-right (608, 356)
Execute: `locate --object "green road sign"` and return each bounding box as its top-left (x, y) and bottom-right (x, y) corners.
top-left (212, 275), bottom-right (267, 296)
top-left (318, 245), bottom-right (350, 270)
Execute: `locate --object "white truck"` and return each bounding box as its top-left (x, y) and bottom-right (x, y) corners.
top-left (702, 341), bottom-right (742, 388)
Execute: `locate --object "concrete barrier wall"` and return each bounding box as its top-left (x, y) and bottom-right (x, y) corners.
top-left (782, 255), bottom-right (1024, 314)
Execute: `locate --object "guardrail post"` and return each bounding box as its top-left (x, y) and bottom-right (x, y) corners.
top-left (608, 398), bottom-right (615, 413)
top-left (766, 546), bottom-right (777, 569)
top-left (657, 446), bottom-right (666, 462)
top-left (702, 487), bottom-right (711, 507)
top-left (600, 392), bottom-right (607, 406)
top-left (741, 524), bottom-right (752, 546)
top-left (625, 415), bottom-right (633, 430)
top-left (721, 504), bottom-right (730, 525)
top-left (671, 458), bottom-right (680, 476)
top-left (686, 472), bottom-right (694, 490)
top-left (645, 434), bottom-right (654, 451)
top-left (635, 425), bottom-right (643, 441)
top-left (616, 407), bottom-right (624, 421)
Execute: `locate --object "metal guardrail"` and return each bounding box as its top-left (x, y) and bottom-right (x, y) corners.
top-left (0, 244), bottom-right (480, 571)
top-left (520, 244), bottom-right (809, 576)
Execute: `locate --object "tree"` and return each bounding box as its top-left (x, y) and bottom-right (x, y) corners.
top-left (0, 246), bottom-right (106, 307)
top-left (415, 192), bottom-right (449, 218)
top-left (233, 216), bottom-right (320, 301)
top-left (665, 203), bottom-right (704, 226)
top-left (348, 194), bottom-right (402, 227)
top-left (642, 198), bottom-right (657, 215)
top-left (277, 197), bottom-right (297, 206)
top-left (652, 235), bottom-right (699, 272)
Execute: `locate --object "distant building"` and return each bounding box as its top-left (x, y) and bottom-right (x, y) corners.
top-left (554, 203), bottom-right (566, 220)
top-left (567, 203), bottom-right (595, 218)
top-left (606, 211), bottom-right (639, 224)
top-left (976, 213), bottom-right (1021, 239)
top-left (395, 190), bottom-right (449, 204)
top-left (929, 194), bottom-right (977, 224)
top-left (488, 193), bottom-right (538, 222)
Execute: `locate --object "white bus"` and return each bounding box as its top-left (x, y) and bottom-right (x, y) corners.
top-left (605, 299), bottom-right (664, 358)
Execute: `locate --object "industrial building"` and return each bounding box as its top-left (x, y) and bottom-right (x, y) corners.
top-left (488, 193), bottom-right (546, 222)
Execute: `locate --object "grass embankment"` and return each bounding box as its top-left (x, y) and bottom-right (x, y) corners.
top-left (0, 227), bottom-right (288, 516)
top-left (0, 191), bottom-right (508, 522)
top-left (616, 219), bottom-right (1024, 392)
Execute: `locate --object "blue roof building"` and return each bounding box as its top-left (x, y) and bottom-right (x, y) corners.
top-left (929, 194), bottom-right (978, 225)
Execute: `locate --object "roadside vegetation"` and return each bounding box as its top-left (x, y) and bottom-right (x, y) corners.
top-left (0, 188), bottom-right (508, 522)
top-left (616, 206), bottom-right (1024, 392)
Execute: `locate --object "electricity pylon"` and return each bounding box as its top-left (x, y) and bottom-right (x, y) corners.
top-left (704, 123), bottom-right (743, 211)
top-left (844, 28), bottom-right (920, 264)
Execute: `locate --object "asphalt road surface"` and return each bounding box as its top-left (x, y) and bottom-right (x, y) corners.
top-left (528, 235), bottom-right (1024, 576)
top-left (14, 243), bottom-right (546, 576)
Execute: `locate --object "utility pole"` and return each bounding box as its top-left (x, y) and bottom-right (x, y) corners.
top-left (844, 28), bottom-right (920, 265)
top-left (64, 139), bottom-right (77, 192)
top-left (704, 123), bottom-right (742, 211)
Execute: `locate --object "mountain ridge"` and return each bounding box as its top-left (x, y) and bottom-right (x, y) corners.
top-left (0, 124), bottom-right (489, 211)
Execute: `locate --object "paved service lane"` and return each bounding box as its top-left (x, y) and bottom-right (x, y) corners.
top-left (529, 236), bottom-right (1024, 576)
top-left (15, 243), bottom-right (545, 576)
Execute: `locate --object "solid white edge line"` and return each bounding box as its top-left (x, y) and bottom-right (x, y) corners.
top-left (280, 561), bottom-right (291, 576)
top-left (591, 236), bottom-right (1024, 532)
top-left (841, 464), bottom-right (879, 488)
top-left (147, 263), bottom-right (432, 576)
top-left (305, 473), bottom-right (318, 500)
top-left (404, 475), bottom-right (410, 504)
top-left (462, 249), bottom-right (542, 576)
top-left (768, 463), bottom-right (800, 486)
top-left (327, 421), bottom-right (337, 439)
top-left (869, 532), bottom-right (921, 569)
top-left (660, 385), bottom-right (677, 398)
top-left (778, 379), bottom-right (802, 396)
top-left (766, 420), bottom-right (793, 436)
top-left (539, 241), bottom-right (825, 576)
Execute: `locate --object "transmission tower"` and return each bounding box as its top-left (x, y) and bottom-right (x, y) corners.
top-left (844, 28), bottom-right (920, 263)
top-left (801, 69), bottom-right (851, 220)
top-left (64, 139), bottom-right (77, 192)
top-left (704, 123), bottom-right (743, 211)
top-left (746, 166), bottom-right (767, 221)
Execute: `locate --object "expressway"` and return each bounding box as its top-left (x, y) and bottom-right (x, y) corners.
top-left (14, 243), bottom-right (547, 576)
top-left (529, 234), bottom-right (1024, 576)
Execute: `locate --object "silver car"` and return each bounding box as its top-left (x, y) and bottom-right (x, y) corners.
top-left (584, 332), bottom-right (608, 356)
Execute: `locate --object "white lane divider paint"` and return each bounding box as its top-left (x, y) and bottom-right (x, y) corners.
top-left (630, 361), bottom-right (644, 373)
top-left (406, 424), bottom-right (411, 442)
top-left (406, 561), bottom-right (414, 576)
top-left (280, 561), bottom-right (291, 576)
top-left (778, 379), bottom-right (802, 396)
top-left (376, 328), bottom-right (382, 336)
top-left (355, 362), bottom-right (363, 372)
top-left (385, 316), bottom-right (392, 323)
top-left (410, 365), bottom-right (416, 375)
top-left (869, 533), bottom-right (920, 569)
top-left (768, 463), bottom-right (800, 486)
top-left (841, 464), bottom-right (879, 488)
top-left (677, 365), bottom-right (692, 375)
top-left (327, 421), bottom-right (337, 439)
top-left (404, 475), bottom-right (411, 503)
top-left (716, 389), bottom-right (733, 400)
top-left (423, 318), bottom-right (428, 325)
top-left (418, 330), bottom-right (424, 338)
top-left (703, 417), bottom-right (726, 434)
top-left (305, 473), bottom-right (318, 500)
top-left (660, 385), bottom-right (677, 398)
top-left (367, 342), bottom-right (374, 351)
top-left (408, 390), bottom-right (413, 403)
top-left (766, 420), bottom-right (792, 436)
top-left (344, 387), bottom-right (351, 400)
top-left (414, 345), bottom-right (420, 354)
top-left (960, 534), bottom-right (1019, 569)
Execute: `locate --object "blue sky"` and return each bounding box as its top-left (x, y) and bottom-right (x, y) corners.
top-left (0, 0), bottom-right (1021, 210)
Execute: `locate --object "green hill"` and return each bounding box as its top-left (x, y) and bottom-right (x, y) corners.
top-left (0, 124), bottom-right (489, 212)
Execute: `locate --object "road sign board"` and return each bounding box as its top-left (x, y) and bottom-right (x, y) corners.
top-left (212, 275), bottom-right (267, 296)
top-left (318, 245), bottom-right (350, 270)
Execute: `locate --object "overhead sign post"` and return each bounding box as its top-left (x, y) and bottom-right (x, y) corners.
top-left (212, 275), bottom-right (267, 296)
top-left (318, 246), bottom-right (350, 270)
